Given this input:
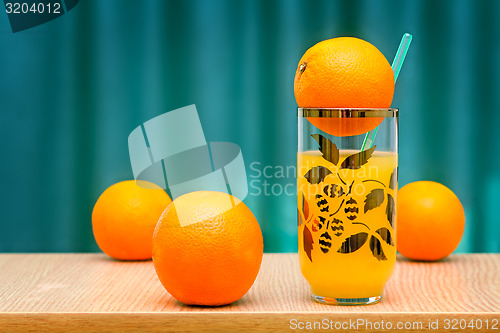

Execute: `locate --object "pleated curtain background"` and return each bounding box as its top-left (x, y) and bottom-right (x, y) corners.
top-left (0, 0), bottom-right (499, 253)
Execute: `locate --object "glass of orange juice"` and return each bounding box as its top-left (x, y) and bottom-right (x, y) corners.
top-left (297, 108), bottom-right (398, 305)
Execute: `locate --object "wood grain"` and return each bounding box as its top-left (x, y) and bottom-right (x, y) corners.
top-left (0, 254), bottom-right (498, 332)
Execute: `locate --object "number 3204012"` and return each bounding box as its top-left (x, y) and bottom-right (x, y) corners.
top-left (5, 2), bottom-right (61, 14)
top-left (443, 318), bottom-right (498, 330)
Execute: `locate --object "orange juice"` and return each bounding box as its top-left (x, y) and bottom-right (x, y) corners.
top-left (297, 149), bottom-right (397, 302)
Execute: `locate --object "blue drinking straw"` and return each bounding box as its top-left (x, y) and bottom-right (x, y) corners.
top-left (360, 33), bottom-right (413, 150)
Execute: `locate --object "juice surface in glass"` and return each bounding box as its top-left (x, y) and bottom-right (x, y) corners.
top-left (297, 149), bottom-right (397, 300)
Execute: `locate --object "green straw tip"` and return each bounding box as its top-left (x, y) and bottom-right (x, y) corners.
top-left (392, 33), bottom-right (413, 81)
top-left (361, 33), bottom-right (413, 150)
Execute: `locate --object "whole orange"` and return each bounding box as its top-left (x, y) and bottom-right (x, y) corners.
top-left (397, 181), bottom-right (465, 261)
top-left (92, 180), bottom-right (171, 260)
top-left (152, 191), bottom-right (263, 306)
top-left (294, 37), bottom-right (394, 136)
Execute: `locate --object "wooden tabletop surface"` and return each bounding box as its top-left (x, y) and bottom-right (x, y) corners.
top-left (0, 253), bottom-right (498, 332)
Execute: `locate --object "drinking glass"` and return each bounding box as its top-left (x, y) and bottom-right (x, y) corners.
top-left (297, 108), bottom-right (398, 305)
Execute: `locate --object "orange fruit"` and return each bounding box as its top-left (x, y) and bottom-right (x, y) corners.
top-left (294, 37), bottom-right (394, 136)
top-left (152, 191), bottom-right (263, 306)
top-left (92, 180), bottom-right (171, 260)
top-left (397, 181), bottom-right (465, 261)
top-left (306, 117), bottom-right (385, 138)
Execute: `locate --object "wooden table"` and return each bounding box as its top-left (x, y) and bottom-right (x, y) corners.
top-left (0, 254), bottom-right (498, 332)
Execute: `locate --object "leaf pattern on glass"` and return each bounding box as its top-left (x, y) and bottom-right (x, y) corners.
top-left (302, 193), bottom-right (310, 221)
top-left (364, 188), bottom-right (385, 213)
top-left (337, 232), bottom-right (368, 254)
top-left (297, 208), bottom-right (302, 227)
top-left (303, 166), bottom-right (332, 185)
top-left (386, 193), bottom-right (395, 228)
top-left (369, 235), bottom-right (388, 261)
top-left (303, 224), bottom-right (314, 262)
top-left (340, 145), bottom-right (376, 170)
top-left (311, 134), bottom-right (339, 165)
top-left (389, 167), bottom-right (397, 190)
top-left (375, 227), bottom-right (394, 246)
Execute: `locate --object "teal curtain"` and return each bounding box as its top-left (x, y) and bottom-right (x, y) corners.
top-left (0, 0), bottom-right (498, 253)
